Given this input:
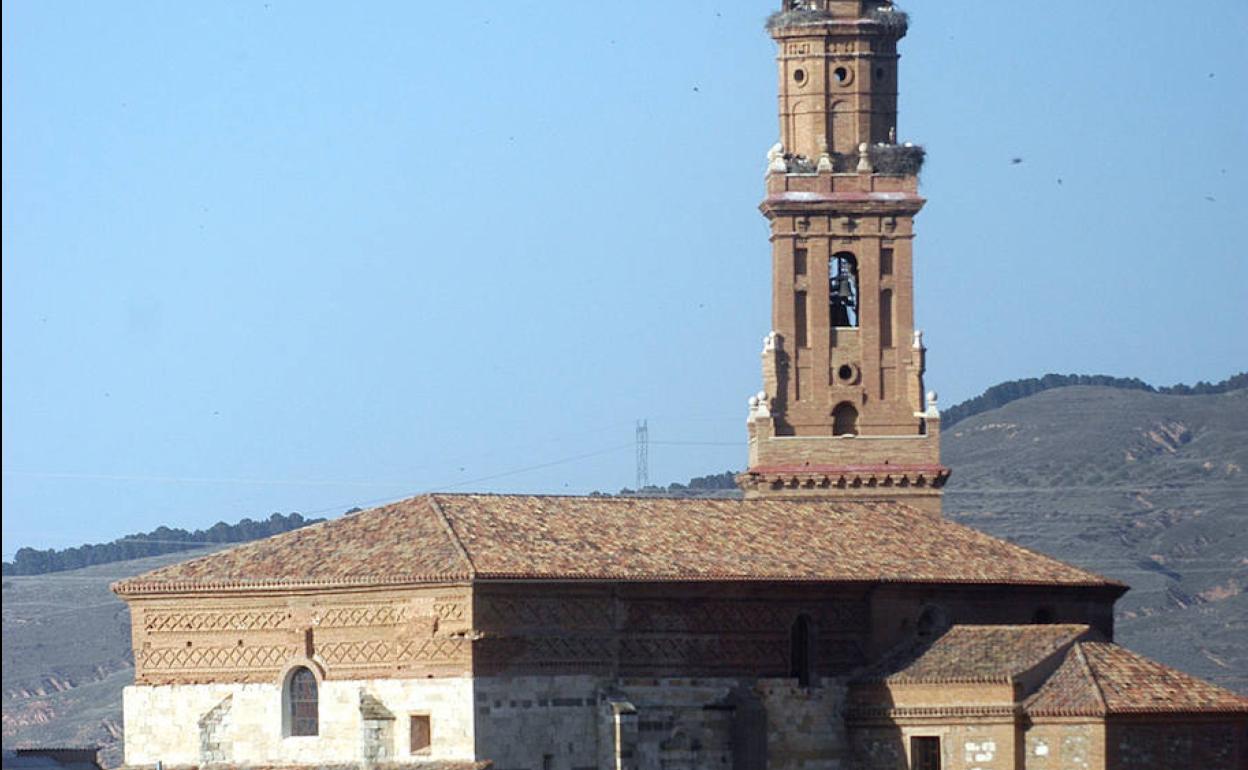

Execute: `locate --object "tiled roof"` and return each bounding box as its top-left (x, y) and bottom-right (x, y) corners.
top-left (112, 494), bottom-right (1120, 595)
top-left (856, 625), bottom-right (1095, 684)
top-left (1026, 642), bottom-right (1248, 716)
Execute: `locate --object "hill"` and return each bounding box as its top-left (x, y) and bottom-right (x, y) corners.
top-left (2, 547), bottom-right (227, 767)
top-left (940, 371), bottom-right (1247, 428)
top-left (3, 513), bottom-right (324, 577)
top-left (943, 386), bottom-right (1248, 694)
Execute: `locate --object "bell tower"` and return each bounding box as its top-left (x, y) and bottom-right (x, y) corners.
top-left (737, 0), bottom-right (949, 514)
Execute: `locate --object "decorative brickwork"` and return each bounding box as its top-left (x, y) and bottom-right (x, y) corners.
top-left (618, 638), bottom-right (783, 669)
top-left (313, 605), bottom-right (409, 628)
top-left (434, 601), bottom-right (468, 622)
top-left (477, 597), bottom-right (612, 631)
top-left (624, 599), bottom-right (866, 634)
top-left (318, 638), bottom-right (467, 666)
top-left (145, 609), bottom-right (290, 633)
top-left (138, 643), bottom-right (297, 672)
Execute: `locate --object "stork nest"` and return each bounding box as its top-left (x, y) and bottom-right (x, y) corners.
top-left (868, 9), bottom-right (910, 36)
top-left (766, 7), bottom-right (909, 35)
top-left (870, 144), bottom-right (926, 175)
top-left (765, 9), bottom-right (835, 31)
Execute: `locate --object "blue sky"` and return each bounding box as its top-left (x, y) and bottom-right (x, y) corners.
top-left (4, 0), bottom-right (1246, 553)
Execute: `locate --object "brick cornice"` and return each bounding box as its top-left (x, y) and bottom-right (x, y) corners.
top-left (738, 464), bottom-right (950, 491)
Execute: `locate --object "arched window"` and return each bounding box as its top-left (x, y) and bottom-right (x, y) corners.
top-left (286, 667), bottom-right (318, 737)
top-left (789, 614), bottom-right (813, 687)
top-left (832, 402), bottom-right (859, 436)
top-left (829, 253), bottom-right (858, 328)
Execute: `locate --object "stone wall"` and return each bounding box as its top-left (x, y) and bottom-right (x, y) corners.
top-left (125, 672), bottom-right (855, 770)
top-left (849, 722), bottom-right (1017, 770)
top-left (1024, 721), bottom-right (1101, 770)
top-left (471, 676), bottom-right (847, 770)
top-left (1105, 718), bottom-right (1246, 770)
top-left (123, 676), bottom-right (474, 767)
top-left (472, 675), bottom-right (602, 770)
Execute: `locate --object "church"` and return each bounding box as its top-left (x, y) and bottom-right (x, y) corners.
top-left (113, 2), bottom-right (1248, 769)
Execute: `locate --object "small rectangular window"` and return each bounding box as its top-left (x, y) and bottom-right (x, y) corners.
top-left (794, 291), bottom-right (809, 348)
top-left (794, 246), bottom-right (808, 276)
top-left (543, 754), bottom-right (554, 770)
top-left (410, 714), bottom-right (431, 754)
top-left (911, 736), bottom-right (941, 770)
top-left (880, 247), bottom-right (894, 276)
top-left (880, 289), bottom-right (894, 348)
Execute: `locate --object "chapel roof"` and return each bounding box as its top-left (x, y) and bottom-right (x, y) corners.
top-left (111, 493), bottom-right (1121, 596)
top-left (855, 624), bottom-right (1097, 684)
top-left (1024, 641), bottom-right (1248, 716)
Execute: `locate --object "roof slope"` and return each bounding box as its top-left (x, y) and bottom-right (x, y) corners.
top-left (856, 624), bottom-right (1095, 684)
top-left (1026, 641), bottom-right (1248, 716)
top-left (113, 493), bottom-right (1119, 595)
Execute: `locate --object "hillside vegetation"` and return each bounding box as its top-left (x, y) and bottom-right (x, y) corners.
top-left (940, 371), bottom-right (1247, 427)
top-left (3, 513), bottom-right (323, 577)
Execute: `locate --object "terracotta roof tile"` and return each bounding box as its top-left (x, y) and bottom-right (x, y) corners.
top-left (113, 493), bottom-right (1120, 595)
top-left (112, 496), bottom-right (471, 594)
top-left (856, 624), bottom-right (1094, 684)
top-left (1026, 642), bottom-right (1248, 716)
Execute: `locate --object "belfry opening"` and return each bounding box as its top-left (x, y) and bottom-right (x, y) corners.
top-left (829, 253), bottom-right (858, 328)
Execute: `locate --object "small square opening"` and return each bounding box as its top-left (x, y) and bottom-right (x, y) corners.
top-left (910, 736), bottom-right (941, 770)
top-left (410, 714), bottom-right (431, 754)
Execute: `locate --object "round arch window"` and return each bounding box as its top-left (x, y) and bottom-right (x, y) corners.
top-left (285, 667), bottom-right (319, 737)
top-left (832, 402), bottom-right (859, 436)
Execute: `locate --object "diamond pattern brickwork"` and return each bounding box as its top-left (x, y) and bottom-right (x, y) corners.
top-left (318, 637), bottom-right (466, 665)
top-left (137, 644), bottom-right (296, 671)
top-left (144, 609), bottom-right (290, 633)
top-left (313, 605), bottom-right (408, 628)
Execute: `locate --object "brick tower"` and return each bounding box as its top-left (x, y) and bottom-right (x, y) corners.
top-left (737, 0), bottom-right (949, 514)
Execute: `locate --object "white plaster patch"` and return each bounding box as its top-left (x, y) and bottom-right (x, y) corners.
top-left (964, 739), bottom-right (995, 767)
top-left (124, 677), bottom-right (475, 767)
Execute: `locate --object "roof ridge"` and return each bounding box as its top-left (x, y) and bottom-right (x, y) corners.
top-left (1074, 642), bottom-right (1110, 714)
top-left (428, 495), bottom-right (477, 578)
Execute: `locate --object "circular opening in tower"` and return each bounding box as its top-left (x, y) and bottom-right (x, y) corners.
top-left (876, 67), bottom-right (886, 80)
top-left (838, 365), bottom-right (855, 382)
top-left (834, 67), bottom-right (849, 84)
top-left (793, 68), bottom-right (806, 85)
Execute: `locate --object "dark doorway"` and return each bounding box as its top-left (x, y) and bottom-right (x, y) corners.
top-left (910, 736), bottom-right (941, 770)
